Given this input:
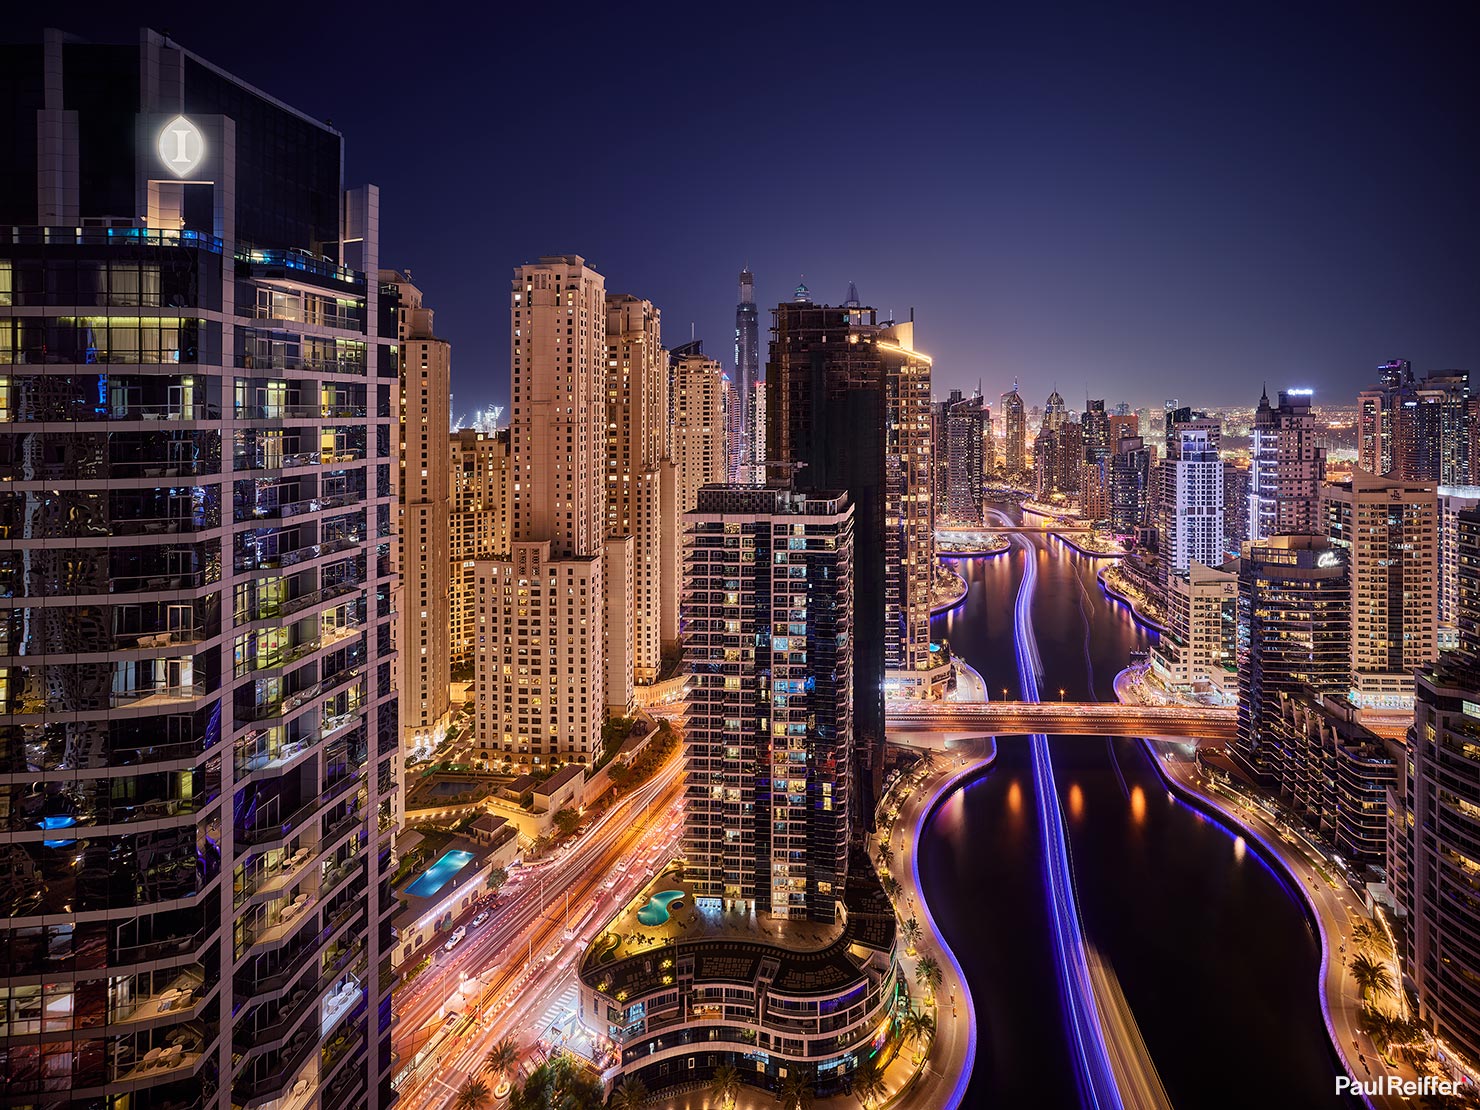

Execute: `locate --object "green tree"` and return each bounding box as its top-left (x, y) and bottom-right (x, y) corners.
top-left (711, 1064), bottom-right (742, 1110)
top-left (486, 867), bottom-right (509, 896)
top-left (553, 807), bottom-right (582, 838)
top-left (915, 954), bottom-right (943, 1004)
top-left (902, 1006), bottom-right (936, 1060)
top-left (611, 1076), bottom-right (649, 1110)
top-left (1350, 953), bottom-right (1394, 1001)
top-left (485, 1037), bottom-right (519, 1085)
top-left (510, 1050), bottom-right (604, 1110)
top-left (455, 1078), bottom-right (490, 1110)
top-left (778, 1071), bottom-right (815, 1110)
top-left (881, 874), bottom-right (901, 899)
top-left (852, 1055), bottom-right (888, 1108)
top-left (877, 842), bottom-right (895, 869)
top-left (900, 917), bottom-right (922, 955)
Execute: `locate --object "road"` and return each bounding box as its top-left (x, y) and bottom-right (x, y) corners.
top-left (392, 755), bottom-right (685, 1105)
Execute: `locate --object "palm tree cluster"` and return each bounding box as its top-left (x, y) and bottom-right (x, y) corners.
top-left (778, 1069), bottom-right (815, 1110)
top-left (710, 1064), bottom-right (742, 1110)
top-left (915, 954), bottom-right (943, 1004)
top-left (851, 1055), bottom-right (888, 1108)
top-left (507, 1050), bottom-right (605, 1110)
top-left (900, 1002), bottom-right (936, 1062)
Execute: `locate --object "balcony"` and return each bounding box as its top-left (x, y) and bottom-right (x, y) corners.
top-left (110, 682), bottom-right (209, 709)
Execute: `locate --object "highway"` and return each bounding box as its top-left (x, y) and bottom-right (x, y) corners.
top-left (392, 754), bottom-right (685, 1106)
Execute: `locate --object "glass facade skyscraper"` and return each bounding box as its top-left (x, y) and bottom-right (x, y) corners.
top-left (0, 28), bottom-right (399, 1109)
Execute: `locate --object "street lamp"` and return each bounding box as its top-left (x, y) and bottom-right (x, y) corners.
top-left (1059, 688), bottom-right (1065, 702)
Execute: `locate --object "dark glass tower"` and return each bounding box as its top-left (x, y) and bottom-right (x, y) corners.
top-left (0, 27), bottom-right (399, 1110)
top-left (734, 269), bottom-right (759, 478)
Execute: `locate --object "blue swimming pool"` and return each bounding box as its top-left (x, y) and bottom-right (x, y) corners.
top-left (405, 849), bottom-right (475, 899)
top-left (636, 890), bottom-right (686, 927)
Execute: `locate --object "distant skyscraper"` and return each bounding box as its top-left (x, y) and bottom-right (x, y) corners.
top-left (1223, 463), bottom-right (1251, 555)
top-left (1161, 419), bottom-right (1224, 579)
top-left (0, 27), bottom-right (398, 1106)
top-left (1234, 536), bottom-right (1350, 786)
top-left (683, 485), bottom-right (855, 921)
top-left (748, 376), bottom-right (768, 484)
top-left (1438, 486), bottom-right (1480, 637)
top-left (1323, 471), bottom-right (1438, 712)
top-left (1110, 434), bottom-right (1152, 535)
top-left (735, 269), bottom-right (759, 475)
top-left (944, 393), bottom-right (988, 523)
top-left (1001, 385), bottom-right (1026, 476)
top-left (385, 271), bottom-right (454, 754)
top-left (1249, 387), bottom-right (1326, 541)
top-left (477, 256), bottom-right (615, 768)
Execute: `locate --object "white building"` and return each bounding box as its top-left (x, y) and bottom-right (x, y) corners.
top-left (1162, 420), bottom-right (1225, 576)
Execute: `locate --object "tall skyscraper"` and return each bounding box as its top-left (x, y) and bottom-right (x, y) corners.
top-left (1160, 419), bottom-right (1225, 578)
top-left (1001, 385), bottom-right (1026, 477)
top-left (748, 376), bottom-right (767, 484)
top-left (476, 256), bottom-right (613, 768)
top-left (1355, 360), bottom-right (1468, 486)
top-left (0, 28), bottom-right (398, 1107)
top-left (1234, 536), bottom-right (1350, 787)
top-left (605, 294), bottom-right (671, 685)
top-left (1109, 435), bottom-right (1153, 535)
top-left (734, 268), bottom-right (759, 477)
top-left (449, 427), bottom-right (510, 670)
top-left (385, 271), bottom-right (452, 754)
top-left (766, 299), bottom-right (936, 812)
top-left (1323, 471), bottom-right (1438, 712)
top-left (1399, 506), bottom-right (1480, 1065)
top-left (1223, 463), bottom-right (1251, 556)
top-left (1151, 560), bottom-right (1238, 694)
top-left (672, 351), bottom-right (729, 516)
top-left (943, 393), bottom-right (988, 523)
top-left (1438, 486), bottom-right (1480, 640)
top-left (1249, 386), bottom-right (1325, 541)
top-left (682, 485), bottom-right (854, 921)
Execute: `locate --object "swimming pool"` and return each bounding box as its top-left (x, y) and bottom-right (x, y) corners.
top-left (636, 890), bottom-right (685, 927)
top-left (405, 849), bottom-right (475, 898)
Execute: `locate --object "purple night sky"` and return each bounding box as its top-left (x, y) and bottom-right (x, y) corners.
top-left (29, 1), bottom-right (1480, 410)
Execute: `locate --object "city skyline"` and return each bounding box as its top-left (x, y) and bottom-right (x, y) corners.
top-left (16, 3), bottom-right (1479, 408)
top-left (7, 12), bottom-right (1480, 1110)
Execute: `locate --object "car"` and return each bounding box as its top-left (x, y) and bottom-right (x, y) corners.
top-left (443, 926), bottom-right (467, 952)
top-left (471, 912), bottom-right (489, 928)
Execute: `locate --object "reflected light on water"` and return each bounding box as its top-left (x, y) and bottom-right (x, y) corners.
top-left (1007, 780), bottom-right (1023, 816)
top-left (1234, 835), bottom-right (1246, 863)
top-left (1129, 785), bottom-right (1147, 826)
top-left (1068, 783), bottom-right (1084, 820)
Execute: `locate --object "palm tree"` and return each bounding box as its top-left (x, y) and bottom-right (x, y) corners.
top-left (900, 916), bottom-right (922, 957)
top-left (852, 1055), bottom-right (888, 1108)
top-left (778, 1071), bottom-right (815, 1110)
top-left (881, 874), bottom-right (901, 899)
top-left (611, 1076), bottom-right (649, 1110)
top-left (485, 1037), bottom-right (520, 1089)
top-left (915, 954), bottom-right (943, 1005)
top-left (455, 1078), bottom-right (490, 1110)
top-left (1350, 953), bottom-right (1394, 1001)
top-left (1352, 920), bottom-right (1388, 956)
top-left (711, 1064), bottom-right (742, 1110)
top-left (901, 1007), bottom-right (936, 1061)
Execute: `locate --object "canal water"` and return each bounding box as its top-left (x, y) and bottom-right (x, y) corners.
top-left (919, 516), bottom-right (1348, 1108)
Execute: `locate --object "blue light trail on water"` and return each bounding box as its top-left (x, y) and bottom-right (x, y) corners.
top-left (1005, 523), bottom-right (1124, 1110)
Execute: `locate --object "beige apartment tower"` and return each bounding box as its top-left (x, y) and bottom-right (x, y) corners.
top-left (476, 257), bottom-right (610, 768)
top-left (1324, 469), bottom-right (1438, 711)
top-left (450, 427), bottom-right (510, 668)
top-left (385, 270), bottom-right (454, 754)
top-left (606, 294), bottom-right (671, 686)
top-left (673, 353), bottom-right (730, 517)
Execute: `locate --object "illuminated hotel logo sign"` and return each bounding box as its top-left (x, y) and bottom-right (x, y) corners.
top-left (157, 116), bottom-right (205, 177)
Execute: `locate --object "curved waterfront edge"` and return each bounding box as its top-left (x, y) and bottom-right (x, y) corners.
top-left (892, 738), bottom-right (995, 1110)
top-left (1095, 565), bottom-right (1170, 636)
top-left (1114, 668), bottom-right (1379, 1109)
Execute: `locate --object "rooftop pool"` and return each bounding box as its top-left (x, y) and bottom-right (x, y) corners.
top-left (636, 890), bottom-right (685, 927)
top-left (405, 849), bottom-right (475, 899)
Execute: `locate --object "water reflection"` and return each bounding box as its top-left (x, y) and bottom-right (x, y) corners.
top-left (1068, 783), bottom-right (1084, 821)
top-left (1129, 785), bottom-right (1147, 826)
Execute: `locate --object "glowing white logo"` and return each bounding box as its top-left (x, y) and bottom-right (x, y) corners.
top-left (157, 116), bottom-right (205, 177)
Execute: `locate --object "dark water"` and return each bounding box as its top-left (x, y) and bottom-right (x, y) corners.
top-left (920, 520), bottom-right (1344, 1108)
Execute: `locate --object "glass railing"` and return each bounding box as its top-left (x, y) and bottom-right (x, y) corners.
top-left (3, 225), bottom-right (223, 252)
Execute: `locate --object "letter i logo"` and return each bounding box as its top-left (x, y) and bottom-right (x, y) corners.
top-left (157, 116), bottom-right (205, 177)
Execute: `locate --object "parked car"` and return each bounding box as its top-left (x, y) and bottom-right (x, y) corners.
top-left (471, 911), bottom-right (488, 928)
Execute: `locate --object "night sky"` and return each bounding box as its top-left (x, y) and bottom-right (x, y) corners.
top-left (28, 2), bottom-right (1480, 411)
